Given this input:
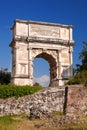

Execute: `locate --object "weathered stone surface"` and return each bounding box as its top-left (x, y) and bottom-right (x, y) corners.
top-left (66, 85), bottom-right (87, 116)
top-left (0, 87), bottom-right (65, 116)
top-left (10, 19), bottom-right (75, 86)
top-left (0, 85), bottom-right (87, 118)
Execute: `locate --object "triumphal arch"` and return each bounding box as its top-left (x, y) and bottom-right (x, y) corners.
top-left (10, 19), bottom-right (74, 86)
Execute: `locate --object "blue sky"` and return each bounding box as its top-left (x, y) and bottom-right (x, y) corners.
top-left (0, 0), bottom-right (87, 86)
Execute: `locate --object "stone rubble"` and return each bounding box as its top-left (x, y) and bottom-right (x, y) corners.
top-left (0, 85), bottom-right (87, 123)
top-left (0, 87), bottom-right (65, 116)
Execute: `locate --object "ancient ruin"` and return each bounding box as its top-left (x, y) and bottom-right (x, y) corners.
top-left (10, 19), bottom-right (74, 86)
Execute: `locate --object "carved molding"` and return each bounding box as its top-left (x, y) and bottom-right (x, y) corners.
top-left (10, 36), bottom-right (75, 47)
top-left (32, 48), bottom-right (58, 62)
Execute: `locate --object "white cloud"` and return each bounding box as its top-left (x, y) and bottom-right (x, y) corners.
top-left (34, 75), bottom-right (50, 87)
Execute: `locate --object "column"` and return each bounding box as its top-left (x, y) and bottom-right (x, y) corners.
top-left (57, 49), bottom-right (62, 79)
top-left (68, 47), bottom-right (73, 77)
top-left (57, 49), bottom-right (63, 86)
top-left (14, 45), bottom-right (19, 76)
top-left (11, 48), bottom-right (14, 77)
top-left (28, 47), bottom-right (33, 85)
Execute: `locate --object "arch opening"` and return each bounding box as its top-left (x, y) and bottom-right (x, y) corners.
top-left (33, 58), bottom-right (50, 87)
top-left (33, 52), bottom-right (57, 87)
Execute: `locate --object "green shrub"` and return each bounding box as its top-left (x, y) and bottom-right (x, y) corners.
top-left (65, 77), bottom-right (80, 85)
top-left (0, 85), bottom-right (42, 99)
top-left (66, 70), bottom-right (87, 85)
top-left (33, 82), bottom-right (40, 86)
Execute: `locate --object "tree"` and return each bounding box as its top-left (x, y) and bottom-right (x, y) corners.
top-left (66, 42), bottom-right (87, 85)
top-left (0, 68), bottom-right (11, 84)
top-left (79, 42), bottom-right (87, 71)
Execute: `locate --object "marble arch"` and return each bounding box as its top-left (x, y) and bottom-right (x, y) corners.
top-left (34, 51), bottom-right (57, 86)
top-left (10, 19), bottom-right (75, 86)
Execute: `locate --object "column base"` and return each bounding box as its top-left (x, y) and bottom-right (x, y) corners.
top-left (50, 79), bottom-right (69, 87)
top-left (11, 77), bottom-right (33, 86)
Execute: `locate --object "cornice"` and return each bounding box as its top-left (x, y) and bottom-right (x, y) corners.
top-left (9, 36), bottom-right (75, 47)
top-left (12, 19), bottom-right (73, 29)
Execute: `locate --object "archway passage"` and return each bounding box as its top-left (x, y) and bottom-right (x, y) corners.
top-left (33, 58), bottom-right (50, 87)
top-left (34, 52), bottom-right (57, 87)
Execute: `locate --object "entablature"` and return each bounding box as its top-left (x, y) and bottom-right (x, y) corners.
top-left (9, 35), bottom-right (74, 47)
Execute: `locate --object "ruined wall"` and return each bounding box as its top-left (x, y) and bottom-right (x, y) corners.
top-left (66, 85), bottom-right (87, 116)
top-left (0, 85), bottom-right (87, 117)
top-left (0, 87), bottom-right (65, 117)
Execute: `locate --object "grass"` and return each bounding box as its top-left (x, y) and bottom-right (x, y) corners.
top-left (0, 115), bottom-right (87, 130)
top-left (52, 111), bottom-right (63, 116)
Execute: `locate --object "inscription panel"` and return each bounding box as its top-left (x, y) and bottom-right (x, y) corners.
top-left (29, 24), bottom-right (60, 39)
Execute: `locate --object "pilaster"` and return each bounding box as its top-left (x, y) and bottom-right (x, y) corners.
top-left (68, 47), bottom-right (73, 77)
top-left (28, 47), bottom-right (33, 85)
top-left (14, 45), bottom-right (19, 76)
top-left (57, 49), bottom-right (62, 79)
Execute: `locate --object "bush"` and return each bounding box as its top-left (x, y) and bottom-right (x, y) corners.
top-left (66, 70), bottom-right (87, 85)
top-left (33, 82), bottom-right (41, 86)
top-left (0, 85), bottom-right (42, 99)
top-left (0, 68), bottom-right (11, 84)
top-left (65, 78), bottom-right (80, 85)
